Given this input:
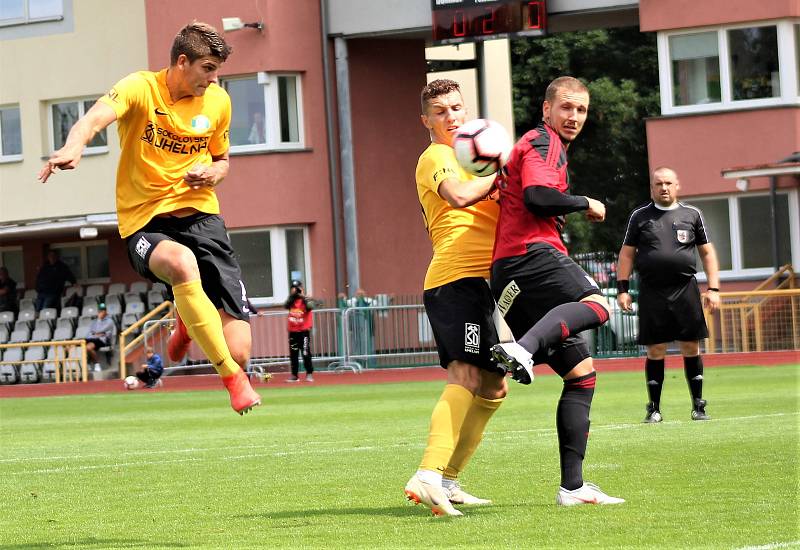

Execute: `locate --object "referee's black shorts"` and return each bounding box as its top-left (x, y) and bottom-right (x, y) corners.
top-left (125, 213), bottom-right (250, 322)
top-left (423, 277), bottom-right (502, 373)
top-left (637, 277), bottom-right (708, 345)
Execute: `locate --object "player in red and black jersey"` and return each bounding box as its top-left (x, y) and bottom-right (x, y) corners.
top-left (490, 77), bottom-right (624, 506)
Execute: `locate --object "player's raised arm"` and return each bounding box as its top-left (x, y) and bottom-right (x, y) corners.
top-left (437, 173), bottom-right (496, 208)
top-left (38, 101), bottom-right (117, 183)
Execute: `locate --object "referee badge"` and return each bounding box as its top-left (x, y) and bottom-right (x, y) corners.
top-left (676, 229), bottom-right (690, 243)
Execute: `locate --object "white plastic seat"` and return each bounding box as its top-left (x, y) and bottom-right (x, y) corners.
top-left (74, 325), bottom-right (91, 340)
top-left (9, 328), bottom-right (30, 343)
top-left (35, 318), bottom-right (53, 333)
top-left (23, 289), bottom-right (37, 299)
top-left (0, 327), bottom-right (8, 344)
top-left (0, 310), bottom-right (15, 329)
top-left (38, 307), bottom-right (58, 323)
top-left (125, 301), bottom-right (145, 316)
top-left (130, 281), bottom-right (149, 295)
top-left (31, 327), bottom-right (52, 342)
top-left (147, 290), bottom-right (167, 310)
top-left (106, 283), bottom-right (126, 298)
top-left (17, 310), bottom-right (36, 328)
top-left (0, 364), bottom-right (18, 384)
top-left (60, 306), bottom-right (80, 321)
top-left (81, 303), bottom-right (98, 318)
top-left (19, 298), bottom-right (35, 312)
top-left (85, 284), bottom-right (105, 300)
top-left (52, 326), bottom-right (74, 341)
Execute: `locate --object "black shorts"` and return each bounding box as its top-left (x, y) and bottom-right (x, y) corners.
top-left (423, 277), bottom-right (501, 373)
top-left (126, 213), bottom-right (250, 322)
top-left (491, 242), bottom-right (601, 338)
top-left (637, 278), bottom-right (708, 345)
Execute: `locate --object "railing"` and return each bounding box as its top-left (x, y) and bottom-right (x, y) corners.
top-left (0, 339), bottom-right (88, 382)
top-left (118, 300), bottom-right (174, 378)
top-left (705, 289), bottom-right (800, 353)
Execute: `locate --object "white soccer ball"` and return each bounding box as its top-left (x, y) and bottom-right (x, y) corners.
top-left (453, 119), bottom-right (513, 177)
top-left (124, 376), bottom-right (139, 390)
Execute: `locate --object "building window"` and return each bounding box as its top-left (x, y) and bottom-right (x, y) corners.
top-left (659, 21), bottom-right (798, 114)
top-left (49, 98), bottom-right (107, 153)
top-left (728, 26), bottom-right (780, 100)
top-left (228, 226), bottom-right (310, 304)
top-left (51, 241), bottom-right (109, 282)
top-left (0, 105), bottom-right (22, 161)
top-left (669, 31), bottom-right (721, 106)
top-left (687, 191), bottom-right (797, 278)
top-left (221, 73), bottom-right (304, 153)
top-left (0, 247), bottom-right (24, 286)
top-left (0, 0), bottom-right (63, 26)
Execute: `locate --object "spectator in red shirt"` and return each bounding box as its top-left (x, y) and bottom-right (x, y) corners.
top-left (284, 280), bottom-right (314, 382)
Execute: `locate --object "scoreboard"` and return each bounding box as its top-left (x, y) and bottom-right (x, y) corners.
top-left (431, 0), bottom-right (547, 44)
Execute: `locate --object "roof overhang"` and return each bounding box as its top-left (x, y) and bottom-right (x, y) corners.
top-left (0, 213), bottom-right (118, 239)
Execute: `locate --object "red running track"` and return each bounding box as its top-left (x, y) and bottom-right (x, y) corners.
top-left (0, 350), bottom-right (796, 399)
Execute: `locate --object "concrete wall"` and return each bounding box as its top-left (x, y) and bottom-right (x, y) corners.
top-left (0, 0), bottom-right (147, 224)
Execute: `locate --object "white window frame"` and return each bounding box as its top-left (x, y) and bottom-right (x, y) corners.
top-left (221, 72), bottom-right (305, 154)
top-left (47, 97), bottom-right (108, 155)
top-left (686, 189), bottom-right (799, 281)
top-left (228, 225), bottom-right (311, 306)
top-left (0, 104), bottom-right (22, 163)
top-left (0, 0), bottom-right (63, 27)
top-left (658, 19), bottom-right (800, 115)
top-left (51, 239), bottom-right (110, 284)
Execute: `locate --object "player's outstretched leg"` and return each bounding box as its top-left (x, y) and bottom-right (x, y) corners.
top-left (490, 342), bottom-right (534, 384)
top-left (172, 280), bottom-right (261, 414)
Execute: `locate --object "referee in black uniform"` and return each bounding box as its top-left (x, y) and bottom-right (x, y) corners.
top-left (617, 167), bottom-right (720, 422)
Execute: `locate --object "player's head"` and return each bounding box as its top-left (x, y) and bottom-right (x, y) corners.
top-left (420, 79), bottom-right (467, 147)
top-left (650, 166), bottom-right (681, 207)
top-left (170, 22), bottom-right (232, 97)
top-left (543, 76), bottom-right (590, 144)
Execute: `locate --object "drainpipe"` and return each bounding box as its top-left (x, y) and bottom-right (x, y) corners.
top-left (319, 0), bottom-right (346, 294)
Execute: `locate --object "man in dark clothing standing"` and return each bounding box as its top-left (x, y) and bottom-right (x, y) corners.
top-left (34, 250), bottom-right (76, 312)
top-left (617, 166), bottom-right (720, 423)
top-left (0, 267), bottom-right (18, 314)
top-left (284, 280), bottom-right (314, 383)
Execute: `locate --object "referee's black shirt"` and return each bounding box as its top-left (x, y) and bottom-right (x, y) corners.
top-left (622, 202), bottom-right (710, 287)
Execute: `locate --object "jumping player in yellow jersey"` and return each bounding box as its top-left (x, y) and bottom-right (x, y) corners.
top-left (404, 79), bottom-right (508, 517)
top-left (38, 22), bottom-right (261, 415)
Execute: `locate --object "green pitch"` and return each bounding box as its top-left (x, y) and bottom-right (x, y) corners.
top-left (1, 365), bottom-right (798, 549)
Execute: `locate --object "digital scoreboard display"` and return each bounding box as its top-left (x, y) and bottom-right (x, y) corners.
top-left (431, 0), bottom-right (547, 44)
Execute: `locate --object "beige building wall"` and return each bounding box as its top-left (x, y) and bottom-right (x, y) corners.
top-left (0, 0), bottom-right (148, 224)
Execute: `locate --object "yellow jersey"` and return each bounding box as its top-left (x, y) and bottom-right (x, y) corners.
top-left (415, 142), bottom-right (499, 290)
top-left (98, 69), bottom-right (231, 238)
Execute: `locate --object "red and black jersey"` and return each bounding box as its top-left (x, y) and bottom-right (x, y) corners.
top-left (493, 122), bottom-right (570, 262)
top-left (286, 297), bottom-right (313, 332)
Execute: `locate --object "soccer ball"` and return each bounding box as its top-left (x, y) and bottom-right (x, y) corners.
top-left (453, 119), bottom-right (513, 177)
top-left (124, 375), bottom-right (139, 390)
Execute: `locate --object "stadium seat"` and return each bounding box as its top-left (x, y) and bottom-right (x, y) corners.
top-left (38, 307), bottom-right (58, 324)
top-left (17, 310), bottom-right (36, 329)
top-left (14, 319), bottom-right (32, 333)
top-left (125, 301), bottom-right (145, 316)
top-left (130, 281), bottom-right (149, 295)
top-left (152, 282), bottom-right (168, 295)
top-left (0, 310), bottom-right (15, 329)
top-left (124, 291), bottom-right (144, 307)
top-left (30, 327), bottom-right (52, 342)
top-left (22, 289), bottom-right (37, 299)
top-left (121, 313), bottom-right (140, 334)
top-left (105, 293), bottom-right (123, 309)
top-left (9, 328), bottom-right (30, 344)
top-left (77, 316), bottom-right (94, 329)
top-left (147, 290), bottom-right (167, 310)
top-left (41, 362), bottom-right (56, 382)
top-left (20, 347), bottom-right (45, 383)
top-left (0, 364), bottom-right (19, 384)
top-left (34, 318), bottom-right (53, 333)
top-left (55, 317), bottom-right (74, 333)
top-left (0, 327), bottom-right (8, 344)
top-left (81, 303), bottom-right (98, 318)
top-left (18, 298), bottom-right (34, 312)
top-left (106, 283), bottom-right (126, 299)
top-left (106, 301), bottom-right (123, 319)
top-left (85, 284), bottom-right (105, 301)
top-left (60, 306), bottom-right (79, 322)
top-left (74, 325), bottom-right (91, 340)
top-left (52, 325), bottom-right (74, 341)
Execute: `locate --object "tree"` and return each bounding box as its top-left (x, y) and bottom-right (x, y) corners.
top-left (510, 27), bottom-right (660, 253)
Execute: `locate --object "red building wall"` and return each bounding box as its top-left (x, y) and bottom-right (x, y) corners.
top-left (639, 0), bottom-right (800, 31)
top-left (347, 38), bottom-right (432, 297)
top-left (646, 108), bottom-right (800, 196)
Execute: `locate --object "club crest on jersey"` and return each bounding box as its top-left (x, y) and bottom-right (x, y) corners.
top-left (464, 323), bottom-right (480, 354)
top-left (676, 229), bottom-right (690, 243)
top-left (191, 114), bottom-right (211, 133)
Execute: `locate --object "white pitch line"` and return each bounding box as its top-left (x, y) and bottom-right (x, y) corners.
top-left (2, 411), bottom-right (797, 474)
top-left (734, 541), bottom-right (800, 550)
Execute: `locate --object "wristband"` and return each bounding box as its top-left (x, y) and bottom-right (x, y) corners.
top-left (616, 280), bottom-right (630, 293)
top-left (707, 287), bottom-right (719, 292)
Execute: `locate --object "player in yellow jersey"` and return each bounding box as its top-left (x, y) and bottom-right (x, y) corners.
top-left (38, 22), bottom-right (261, 415)
top-left (404, 79), bottom-right (509, 517)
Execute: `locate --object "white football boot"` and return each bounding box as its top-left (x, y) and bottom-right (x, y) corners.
top-left (404, 474), bottom-right (463, 517)
top-left (442, 480), bottom-right (491, 505)
top-left (491, 342), bottom-right (534, 385)
top-left (556, 482), bottom-right (625, 506)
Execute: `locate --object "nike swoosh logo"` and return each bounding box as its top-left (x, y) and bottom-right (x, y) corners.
top-left (154, 108), bottom-right (168, 116)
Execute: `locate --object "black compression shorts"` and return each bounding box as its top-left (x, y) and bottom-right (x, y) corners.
top-left (126, 213), bottom-right (250, 322)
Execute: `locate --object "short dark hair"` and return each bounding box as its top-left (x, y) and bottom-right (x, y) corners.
top-left (421, 79), bottom-right (461, 114)
top-left (544, 76), bottom-right (589, 103)
top-left (170, 21), bottom-right (232, 65)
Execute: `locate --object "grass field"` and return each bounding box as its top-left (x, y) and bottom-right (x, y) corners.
top-left (1, 364), bottom-right (798, 549)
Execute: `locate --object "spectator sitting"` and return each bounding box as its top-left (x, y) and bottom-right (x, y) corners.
top-left (0, 267), bottom-right (18, 313)
top-left (135, 346), bottom-right (164, 388)
top-left (85, 303), bottom-right (116, 371)
top-left (34, 249), bottom-right (77, 312)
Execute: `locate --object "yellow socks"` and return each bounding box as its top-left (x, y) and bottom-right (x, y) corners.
top-left (444, 396), bottom-right (504, 480)
top-left (419, 384), bottom-right (474, 474)
top-left (171, 280), bottom-right (240, 378)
